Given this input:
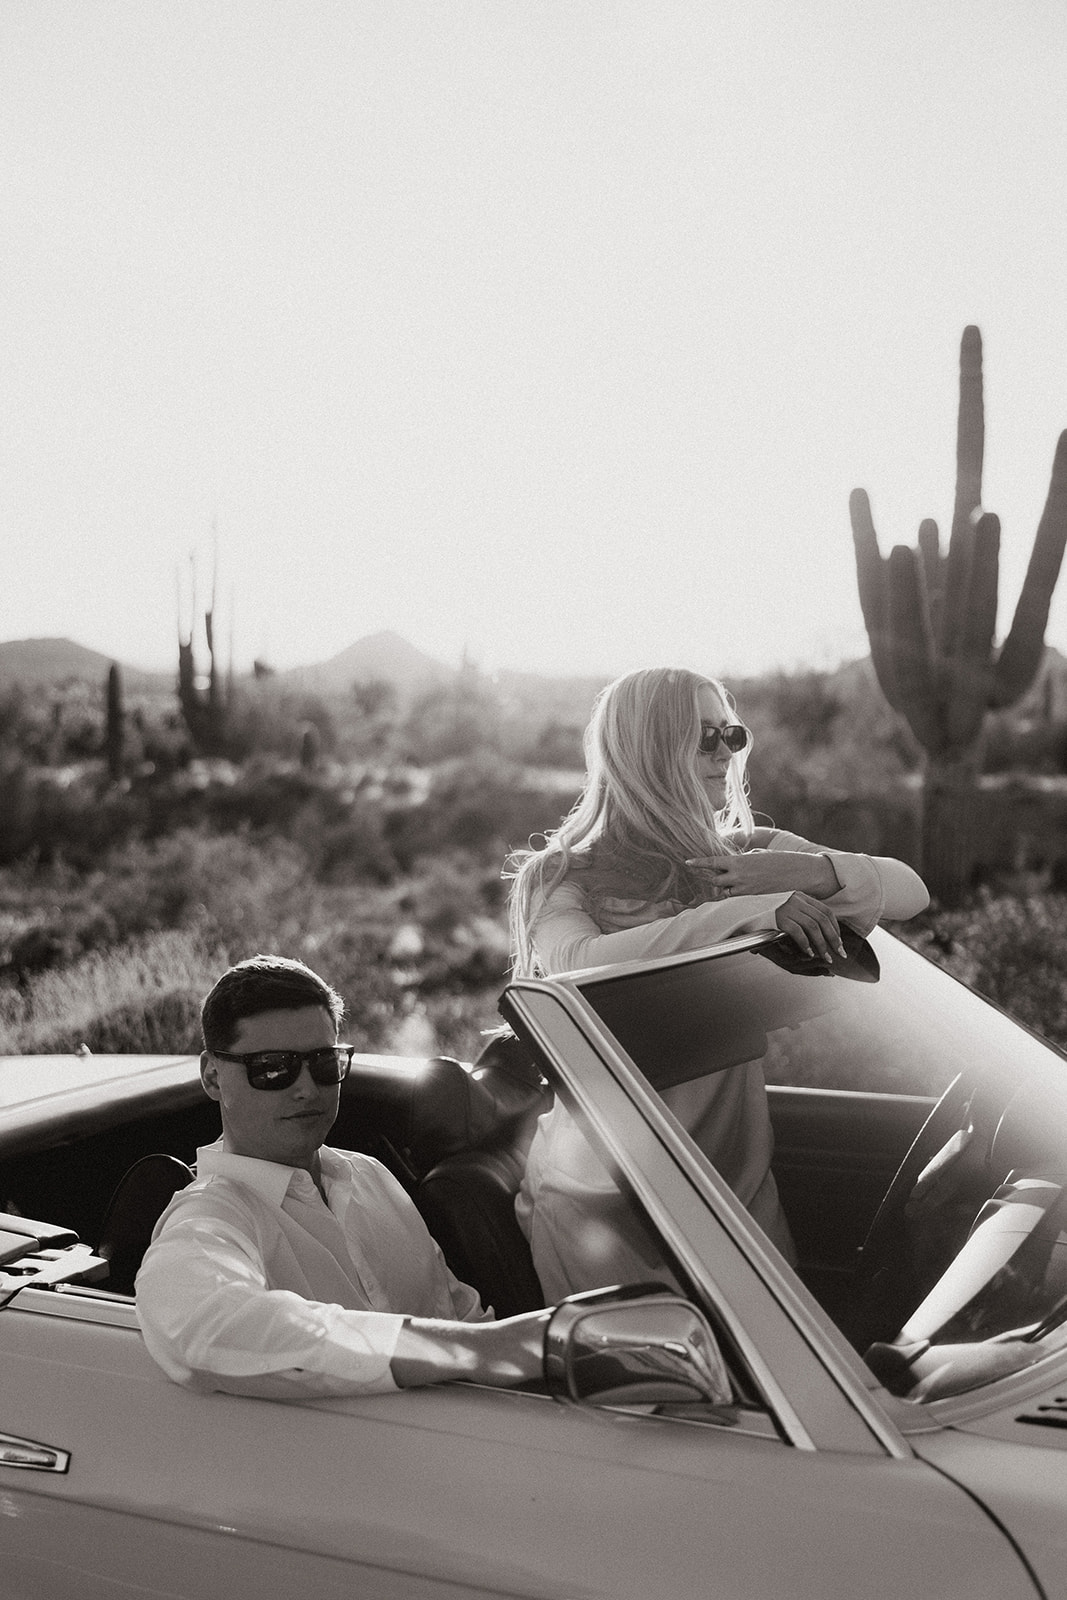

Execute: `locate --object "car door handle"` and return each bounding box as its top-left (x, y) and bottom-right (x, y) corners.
top-left (0, 1434), bottom-right (70, 1473)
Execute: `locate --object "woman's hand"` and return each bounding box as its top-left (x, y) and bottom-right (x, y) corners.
top-left (687, 849), bottom-right (840, 900)
top-left (686, 852), bottom-right (846, 961)
top-left (772, 892), bottom-right (846, 964)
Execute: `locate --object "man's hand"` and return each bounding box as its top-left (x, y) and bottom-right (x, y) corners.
top-left (687, 849), bottom-right (840, 900)
top-left (390, 1308), bottom-right (552, 1390)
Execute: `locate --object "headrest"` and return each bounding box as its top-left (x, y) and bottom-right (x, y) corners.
top-left (338, 1031), bottom-right (549, 1176)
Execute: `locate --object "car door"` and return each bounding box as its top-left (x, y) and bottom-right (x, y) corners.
top-left (0, 1278), bottom-right (1041, 1600)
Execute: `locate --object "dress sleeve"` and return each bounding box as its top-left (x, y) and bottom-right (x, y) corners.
top-left (532, 879), bottom-right (792, 977)
top-left (765, 831), bottom-right (929, 935)
top-left (135, 1200), bottom-right (404, 1400)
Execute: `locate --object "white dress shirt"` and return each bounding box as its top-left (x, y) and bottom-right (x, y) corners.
top-left (136, 1142), bottom-right (491, 1400)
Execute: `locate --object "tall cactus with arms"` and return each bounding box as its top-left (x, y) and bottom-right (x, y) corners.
top-left (850, 325), bottom-right (1067, 904)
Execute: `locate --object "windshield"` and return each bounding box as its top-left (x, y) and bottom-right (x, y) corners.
top-left (580, 928), bottom-right (1056, 1099)
top-left (568, 929), bottom-right (1067, 1403)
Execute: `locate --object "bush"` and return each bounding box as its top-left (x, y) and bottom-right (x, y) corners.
top-left (0, 930), bottom-right (214, 1054)
top-left (385, 757), bottom-right (577, 868)
top-left (898, 891), bottom-right (1067, 1054)
top-left (0, 830), bottom-right (405, 1051)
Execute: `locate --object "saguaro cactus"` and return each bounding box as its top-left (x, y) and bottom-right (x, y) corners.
top-left (850, 326), bottom-right (1067, 903)
top-left (176, 549), bottom-right (231, 756)
top-left (105, 661), bottom-right (125, 782)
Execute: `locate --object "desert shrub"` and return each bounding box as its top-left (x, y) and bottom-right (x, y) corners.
top-left (0, 829), bottom-right (403, 1047)
top-left (85, 829), bottom-right (311, 950)
top-left (0, 762), bottom-right (141, 867)
top-left (392, 988), bottom-right (508, 1062)
top-left (0, 929), bottom-right (214, 1054)
top-left (393, 854), bottom-right (502, 937)
top-left (401, 683), bottom-right (503, 763)
top-left (898, 891), bottom-right (1067, 1054)
top-left (983, 713), bottom-right (1067, 775)
top-left (385, 757), bottom-right (577, 868)
top-left (523, 720), bottom-right (585, 768)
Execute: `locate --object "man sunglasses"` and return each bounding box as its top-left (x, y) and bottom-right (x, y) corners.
top-left (211, 1045), bottom-right (354, 1092)
top-left (698, 721), bottom-right (750, 756)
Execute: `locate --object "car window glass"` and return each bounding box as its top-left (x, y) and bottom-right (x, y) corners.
top-left (518, 1084), bottom-right (766, 1412)
top-left (580, 929), bottom-right (1037, 1098)
top-left (567, 931), bottom-right (1067, 1404)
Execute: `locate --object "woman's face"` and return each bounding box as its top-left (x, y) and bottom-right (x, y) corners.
top-left (694, 682), bottom-right (735, 810)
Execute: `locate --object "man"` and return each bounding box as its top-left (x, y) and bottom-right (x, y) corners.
top-left (136, 954), bottom-right (548, 1399)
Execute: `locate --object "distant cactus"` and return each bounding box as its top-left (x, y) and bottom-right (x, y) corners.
top-left (176, 547), bottom-right (231, 756)
top-left (850, 325), bottom-right (1067, 903)
top-left (105, 662), bottom-right (125, 782)
top-left (300, 721), bottom-right (321, 771)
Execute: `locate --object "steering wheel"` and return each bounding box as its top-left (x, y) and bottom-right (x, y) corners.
top-left (850, 1071), bottom-right (980, 1333)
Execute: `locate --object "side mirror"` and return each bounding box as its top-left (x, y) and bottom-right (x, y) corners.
top-left (544, 1284), bottom-right (732, 1407)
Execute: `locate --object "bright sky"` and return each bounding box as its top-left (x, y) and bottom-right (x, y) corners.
top-left (3, 1), bottom-right (1067, 682)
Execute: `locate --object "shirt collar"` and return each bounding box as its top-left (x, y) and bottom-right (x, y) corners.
top-left (197, 1142), bottom-right (306, 1208)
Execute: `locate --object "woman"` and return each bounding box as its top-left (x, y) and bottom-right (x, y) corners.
top-left (506, 666), bottom-right (928, 1299)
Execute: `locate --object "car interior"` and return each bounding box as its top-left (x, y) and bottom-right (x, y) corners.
top-left (0, 1029), bottom-right (553, 1317)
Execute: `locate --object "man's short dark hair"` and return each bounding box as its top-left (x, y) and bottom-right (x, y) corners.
top-left (201, 955), bottom-right (345, 1054)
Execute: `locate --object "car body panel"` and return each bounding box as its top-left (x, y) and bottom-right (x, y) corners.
top-left (0, 1053), bottom-right (201, 1157)
top-left (910, 1386), bottom-right (1067, 1600)
top-left (0, 1291), bottom-right (1040, 1600)
top-left (914, 1431), bottom-right (1067, 1600)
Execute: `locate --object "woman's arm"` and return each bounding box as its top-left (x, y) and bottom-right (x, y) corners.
top-left (696, 832), bottom-right (929, 934)
top-left (532, 879), bottom-right (842, 974)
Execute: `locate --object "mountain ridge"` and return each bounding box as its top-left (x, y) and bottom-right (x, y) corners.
top-left (3, 631), bottom-right (1064, 724)
top-left (0, 630), bottom-right (611, 704)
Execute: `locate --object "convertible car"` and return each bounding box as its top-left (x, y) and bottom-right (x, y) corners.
top-left (3, 926), bottom-right (1067, 1599)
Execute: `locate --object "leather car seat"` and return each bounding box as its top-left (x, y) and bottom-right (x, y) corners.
top-left (416, 1143), bottom-right (545, 1317)
top-left (413, 1031), bottom-right (550, 1317)
top-left (96, 1153), bottom-right (194, 1296)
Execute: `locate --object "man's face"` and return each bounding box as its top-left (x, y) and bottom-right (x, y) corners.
top-left (201, 1005), bottom-right (340, 1174)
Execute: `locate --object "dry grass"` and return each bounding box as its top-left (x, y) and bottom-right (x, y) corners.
top-left (0, 929), bottom-right (218, 1054)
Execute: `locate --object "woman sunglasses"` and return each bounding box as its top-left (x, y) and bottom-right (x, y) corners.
top-left (698, 722), bottom-right (750, 756)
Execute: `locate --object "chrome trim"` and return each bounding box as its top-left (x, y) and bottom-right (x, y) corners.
top-left (0, 1433), bottom-right (70, 1473)
top-left (5, 1284), bottom-right (140, 1327)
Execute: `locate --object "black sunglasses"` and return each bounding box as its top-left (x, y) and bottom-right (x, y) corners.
top-left (212, 1045), bottom-right (354, 1092)
top-left (698, 722), bottom-right (750, 756)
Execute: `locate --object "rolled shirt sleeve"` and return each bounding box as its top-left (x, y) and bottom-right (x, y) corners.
top-left (136, 1213), bottom-right (405, 1400)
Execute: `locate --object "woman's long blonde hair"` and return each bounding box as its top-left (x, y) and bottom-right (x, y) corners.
top-left (506, 666), bottom-right (753, 976)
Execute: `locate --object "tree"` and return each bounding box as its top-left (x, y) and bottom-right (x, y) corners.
top-left (850, 326), bottom-right (1067, 903)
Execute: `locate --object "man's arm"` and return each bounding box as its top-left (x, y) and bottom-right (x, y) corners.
top-left (391, 1310), bottom-right (551, 1389)
top-left (137, 1208), bottom-right (549, 1399)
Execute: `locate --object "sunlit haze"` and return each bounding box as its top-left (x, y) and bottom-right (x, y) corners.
top-left (3, 2), bottom-right (1067, 683)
